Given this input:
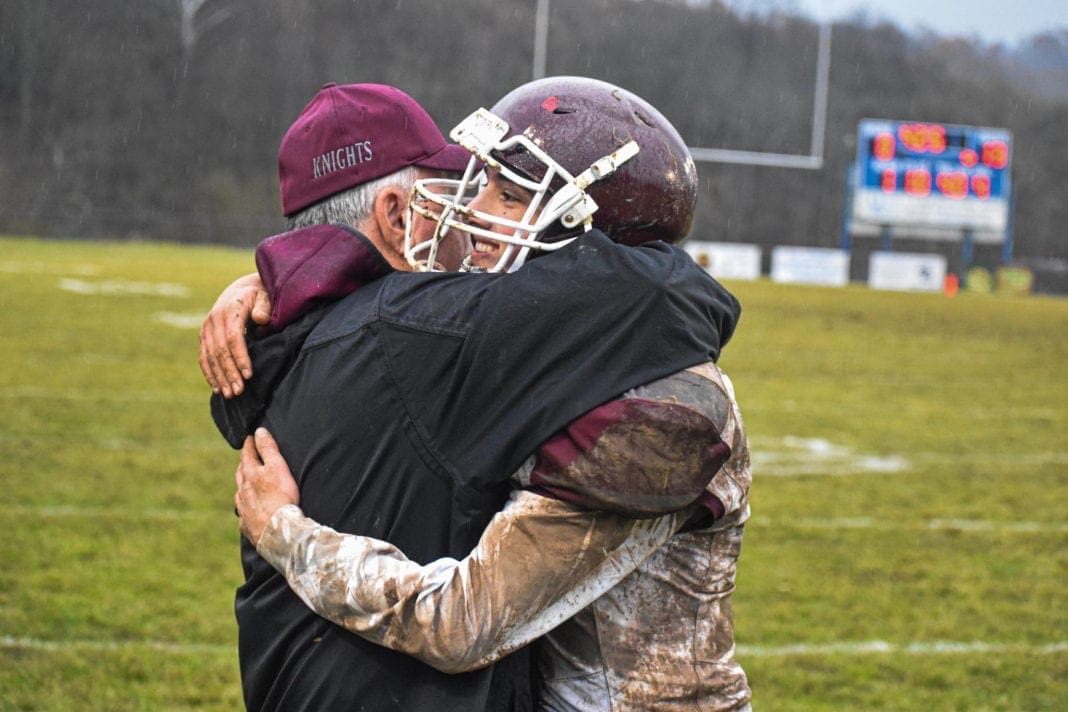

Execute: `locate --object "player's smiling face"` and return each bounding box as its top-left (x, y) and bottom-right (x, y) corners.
top-left (463, 169), bottom-right (538, 271)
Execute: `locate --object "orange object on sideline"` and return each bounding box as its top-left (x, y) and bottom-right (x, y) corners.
top-left (943, 273), bottom-right (960, 297)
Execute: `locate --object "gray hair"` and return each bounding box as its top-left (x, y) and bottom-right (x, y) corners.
top-left (287, 166), bottom-right (421, 230)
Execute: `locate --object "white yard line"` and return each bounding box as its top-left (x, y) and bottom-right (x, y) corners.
top-left (57, 277), bottom-right (190, 297)
top-left (154, 311), bottom-right (208, 329)
top-left (0, 386), bottom-right (197, 402)
top-left (738, 640), bottom-right (1068, 657)
top-left (4, 634), bottom-right (1062, 659)
top-left (752, 436), bottom-right (1068, 475)
top-left (752, 453), bottom-right (1068, 476)
top-left (1, 635), bottom-right (231, 656)
top-left (0, 505), bottom-right (224, 520)
top-left (3, 505), bottom-right (1062, 534)
top-left (754, 516), bottom-right (1068, 533)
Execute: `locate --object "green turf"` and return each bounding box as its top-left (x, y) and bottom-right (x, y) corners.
top-left (1, 236), bottom-right (1065, 709)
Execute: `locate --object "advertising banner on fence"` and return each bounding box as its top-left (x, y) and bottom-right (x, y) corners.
top-left (684, 241), bottom-right (761, 280)
top-left (771, 247), bottom-right (850, 286)
top-left (868, 251), bottom-right (947, 291)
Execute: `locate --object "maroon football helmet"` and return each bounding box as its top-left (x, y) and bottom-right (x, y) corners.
top-left (405, 76), bottom-right (698, 272)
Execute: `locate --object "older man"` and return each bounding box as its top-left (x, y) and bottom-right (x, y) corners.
top-left (199, 82), bottom-right (470, 399)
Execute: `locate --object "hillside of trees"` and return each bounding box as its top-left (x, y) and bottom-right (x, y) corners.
top-left (2, 0), bottom-right (1065, 275)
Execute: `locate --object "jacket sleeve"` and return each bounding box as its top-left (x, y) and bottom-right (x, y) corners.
top-left (255, 492), bottom-right (690, 673)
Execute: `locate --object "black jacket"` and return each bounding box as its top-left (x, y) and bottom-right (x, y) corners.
top-left (212, 226), bottom-right (740, 711)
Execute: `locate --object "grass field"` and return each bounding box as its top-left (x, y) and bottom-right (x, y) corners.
top-left (1, 235), bottom-right (1065, 710)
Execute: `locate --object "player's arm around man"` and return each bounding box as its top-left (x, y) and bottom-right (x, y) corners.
top-left (236, 426), bottom-right (690, 673)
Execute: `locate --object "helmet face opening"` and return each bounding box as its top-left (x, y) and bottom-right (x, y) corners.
top-left (404, 77), bottom-right (697, 273)
top-left (404, 153), bottom-right (582, 274)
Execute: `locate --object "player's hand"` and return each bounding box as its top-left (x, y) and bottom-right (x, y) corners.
top-left (199, 272), bottom-right (271, 398)
top-left (234, 428), bottom-right (300, 545)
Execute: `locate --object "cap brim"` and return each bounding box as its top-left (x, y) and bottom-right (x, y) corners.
top-left (415, 143), bottom-right (472, 172)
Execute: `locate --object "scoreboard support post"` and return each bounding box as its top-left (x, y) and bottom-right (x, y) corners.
top-left (880, 225), bottom-right (892, 252)
top-left (1002, 191), bottom-right (1016, 264)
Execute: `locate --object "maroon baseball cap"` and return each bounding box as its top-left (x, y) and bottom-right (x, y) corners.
top-left (278, 83), bottom-right (471, 217)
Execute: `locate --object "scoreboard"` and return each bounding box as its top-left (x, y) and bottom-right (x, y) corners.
top-left (852, 119), bottom-right (1012, 234)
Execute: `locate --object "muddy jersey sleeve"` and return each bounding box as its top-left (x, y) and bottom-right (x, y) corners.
top-left (256, 493), bottom-right (690, 674)
top-left (517, 362), bottom-right (738, 518)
